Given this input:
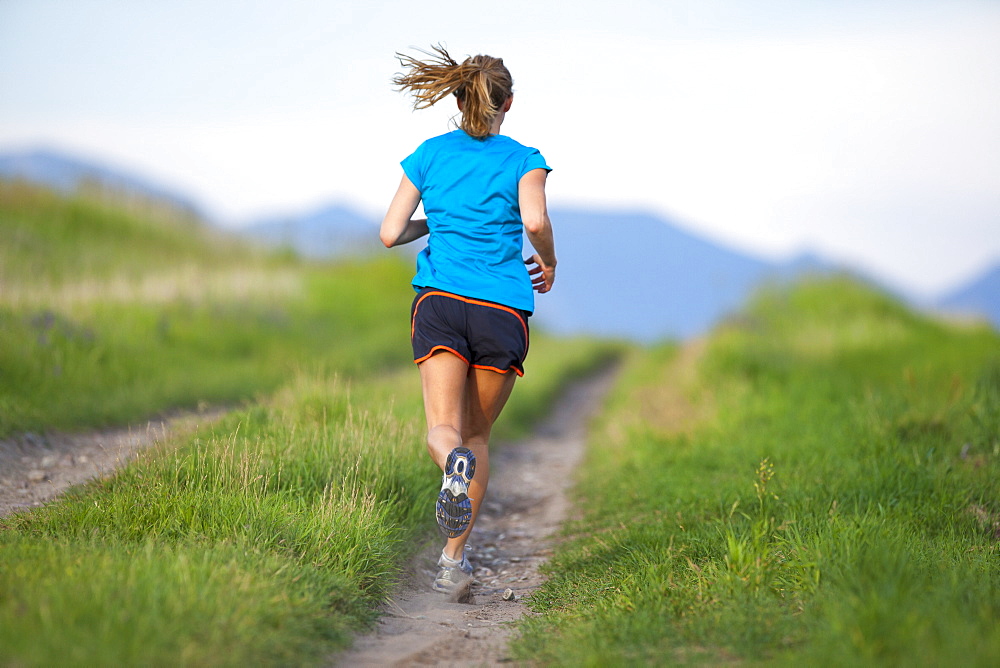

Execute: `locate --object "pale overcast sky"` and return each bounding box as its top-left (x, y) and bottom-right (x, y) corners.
top-left (2, 0), bottom-right (998, 298)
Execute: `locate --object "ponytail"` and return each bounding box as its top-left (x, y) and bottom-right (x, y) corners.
top-left (393, 45), bottom-right (513, 139)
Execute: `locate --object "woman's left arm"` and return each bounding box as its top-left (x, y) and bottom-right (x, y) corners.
top-left (380, 174), bottom-right (428, 247)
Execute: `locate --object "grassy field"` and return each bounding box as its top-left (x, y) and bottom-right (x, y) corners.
top-left (514, 278), bottom-right (1000, 665)
top-left (0, 182), bottom-right (618, 664)
top-left (0, 180), bottom-right (419, 436)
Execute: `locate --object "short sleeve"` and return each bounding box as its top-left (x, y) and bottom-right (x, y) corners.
top-left (519, 148), bottom-right (551, 181)
top-left (400, 144), bottom-right (425, 191)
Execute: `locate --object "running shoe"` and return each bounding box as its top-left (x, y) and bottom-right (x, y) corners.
top-left (435, 446), bottom-right (476, 538)
top-left (432, 549), bottom-right (474, 594)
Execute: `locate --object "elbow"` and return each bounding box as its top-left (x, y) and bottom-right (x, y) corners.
top-left (523, 214), bottom-right (549, 237)
top-left (378, 225), bottom-right (397, 248)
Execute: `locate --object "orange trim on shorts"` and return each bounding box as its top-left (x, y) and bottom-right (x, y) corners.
top-left (413, 352), bottom-right (523, 376)
top-left (414, 345), bottom-right (469, 366)
top-left (410, 290), bottom-right (528, 344)
top-left (473, 363), bottom-right (524, 377)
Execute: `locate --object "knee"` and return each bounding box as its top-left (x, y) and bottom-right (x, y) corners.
top-left (427, 424), bottom-right (461, 451)
top-left (461, 427), bottom-right (491, 450)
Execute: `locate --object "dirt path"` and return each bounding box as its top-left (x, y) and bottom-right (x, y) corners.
top-left (0, 409), bottom-right (225, 518)
top-left (332, 364), bottom-right (619, 667)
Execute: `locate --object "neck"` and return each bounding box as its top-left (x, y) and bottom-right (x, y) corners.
top-left (490, 110), bottom-right (505, 135)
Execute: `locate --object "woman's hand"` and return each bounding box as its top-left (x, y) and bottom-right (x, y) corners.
top-left (525, 254), bottom-right (555, 293)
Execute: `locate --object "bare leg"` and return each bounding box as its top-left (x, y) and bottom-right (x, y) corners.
top-left (419, 353), bottom-right (517, 561)
top-left (446, 367), bottom-right (516, 559)
top-left (419, 352), bottom-right (468, 469)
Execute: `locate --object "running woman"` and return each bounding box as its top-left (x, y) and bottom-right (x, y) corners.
top-left (380, 45), bottom-right (557, 594)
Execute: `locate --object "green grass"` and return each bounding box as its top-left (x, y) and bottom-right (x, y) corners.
top-left (0, 372), bottom-right (434, 664)
top-left (0, 181), bottom-right (420, 436)
top-left (0, 183), bottom-right (621, 665)
top-left (514, 277), bottom-right (1000, 666)
top-left (0, 180), bottom-right (249, 285)
top-left (0, 259), bottom-right (418, 436)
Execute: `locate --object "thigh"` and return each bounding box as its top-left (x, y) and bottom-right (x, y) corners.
top-left (419, 350), bottom-right (469, 430)
top-left (463, 367), bottom-right (517, 444)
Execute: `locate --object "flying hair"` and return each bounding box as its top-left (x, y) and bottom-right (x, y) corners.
top-left (393, 44), bottom-right (513, 140)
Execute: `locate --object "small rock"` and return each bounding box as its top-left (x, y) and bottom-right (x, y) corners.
top-left (40, 455), bottom-right (58, 469)
top-left (77, 455), bottom-right (90, 464)
top-left (27, 469), bottom-right (49, 483)
top-left (502, 588), bottom-right (516, 601)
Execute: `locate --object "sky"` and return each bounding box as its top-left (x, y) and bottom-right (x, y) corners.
top-left (2, 0), bottom-right (999, 299)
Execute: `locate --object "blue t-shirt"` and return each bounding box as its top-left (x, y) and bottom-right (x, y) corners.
top-left (401, 129), bottom-right (551, 313)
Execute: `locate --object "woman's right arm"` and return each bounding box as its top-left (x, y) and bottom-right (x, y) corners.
top-left (519, 168), bottom-right (557, 293)
top-left (380, 173), bottom-right (428, 247)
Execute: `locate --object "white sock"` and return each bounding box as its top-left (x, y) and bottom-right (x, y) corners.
top-left (440, 549), bottom-right (465, 566)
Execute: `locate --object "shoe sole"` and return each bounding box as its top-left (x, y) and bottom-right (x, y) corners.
top-left (436, 447), bottom-right (476, 538)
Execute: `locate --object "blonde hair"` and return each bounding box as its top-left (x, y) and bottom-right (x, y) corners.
top-left (393, 44), bottom-right (513, 140)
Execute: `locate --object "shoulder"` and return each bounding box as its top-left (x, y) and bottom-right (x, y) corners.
top-left (496, 135), bottom-right (546, 161)
top-left (404, 131), bottom-right (457, 166)
top-left (409, 130), bottom-right (461, 151)
top-left (493, 134), bottom-right (539, 152)
top-left (427, 130), bottom-right (467, 147)
top-left (494, 135), bottom-right (551, 173)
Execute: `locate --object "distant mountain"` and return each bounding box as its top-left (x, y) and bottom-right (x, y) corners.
top-left (936, 262), bottom-right (1000, 329)
top-left (531, 208), bottom-right (842, 340)
top-left (241, 204), bottom-right (383, 258)
top-left (0, 148), bottom-right (204, 218)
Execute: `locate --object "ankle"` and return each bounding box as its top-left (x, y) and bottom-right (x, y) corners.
top-left (441, 547), bottom-right (465, 564)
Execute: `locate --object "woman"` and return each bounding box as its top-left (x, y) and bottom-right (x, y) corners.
top-left (380, 45), bottom-right (557, 594)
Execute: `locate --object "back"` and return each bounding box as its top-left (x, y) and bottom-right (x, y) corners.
top-left (401, 130), bottom-right (550, 312)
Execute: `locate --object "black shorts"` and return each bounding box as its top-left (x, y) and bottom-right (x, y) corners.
top-left (410, 288), bottom-right (530, 376)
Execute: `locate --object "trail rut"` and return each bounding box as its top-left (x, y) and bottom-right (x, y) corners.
top-left (0, 410), bottom-right (224, 518)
